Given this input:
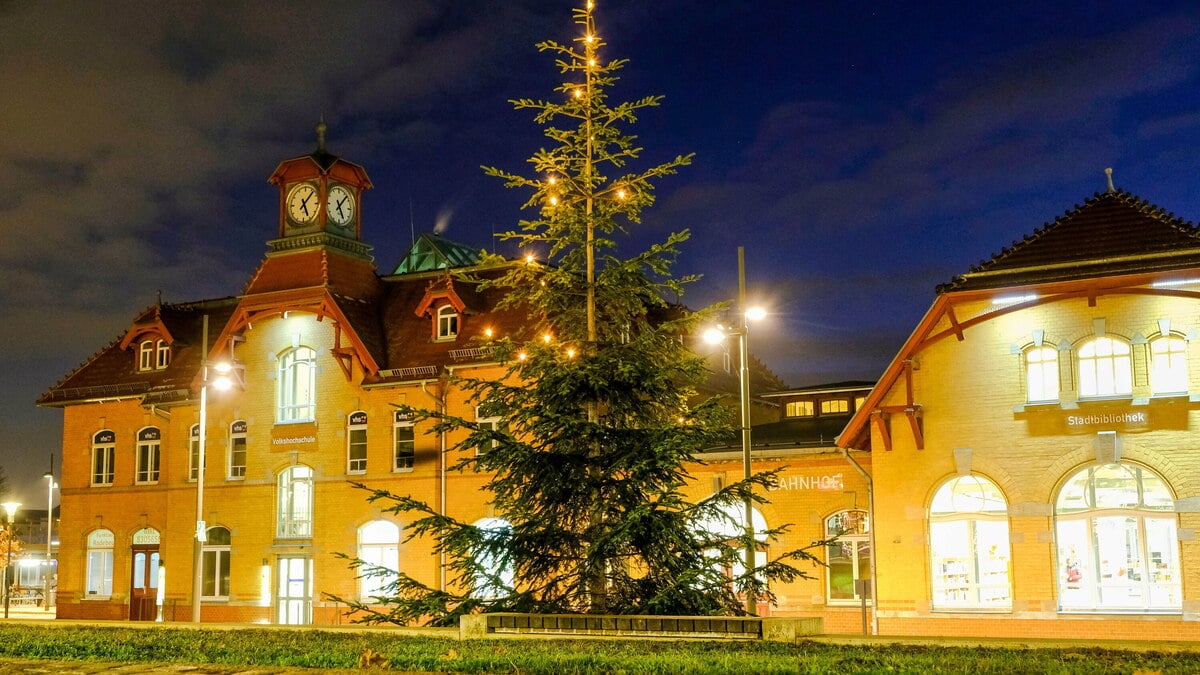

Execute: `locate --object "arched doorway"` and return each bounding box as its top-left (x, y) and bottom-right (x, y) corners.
top-left (129, 527), bottom-right (160, 621)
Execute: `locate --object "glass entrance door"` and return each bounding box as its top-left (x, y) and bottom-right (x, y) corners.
top-left (277, 557), bottom-right (311, 624)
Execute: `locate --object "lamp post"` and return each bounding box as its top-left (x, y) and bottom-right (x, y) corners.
top-left (703, 246), bottom-right (764, 616)
top-left (192, 315), bottom-right (239, 623)
top-left (3, 501), bottom-right (21, 619)
top-left (43, 470), bottom-right (56, 612)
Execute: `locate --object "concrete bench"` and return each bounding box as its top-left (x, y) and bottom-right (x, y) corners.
top-left (461, 613), bottom-right (822, 642)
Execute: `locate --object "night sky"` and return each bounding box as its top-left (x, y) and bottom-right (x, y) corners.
top-left (3, 1), bottom-right (1200, 501)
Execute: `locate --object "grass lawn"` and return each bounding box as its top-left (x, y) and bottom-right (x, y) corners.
top-left (0, 624), bottom-right (1193, 673)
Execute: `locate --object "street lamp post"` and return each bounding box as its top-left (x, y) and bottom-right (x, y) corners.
top-left (43, 470), bottom-right (57, 612)
top-left (3, 501), bottom-right (21, 619)
top-left (192, 315), bottom-right (239, 623)
top-left (703, 246), bottom-right (764, 616)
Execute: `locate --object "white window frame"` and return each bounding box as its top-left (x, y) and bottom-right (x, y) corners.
top-left (358, 520), bottom-right (400, 602)
top-left (1055, 463), bottom-right (1180, 613)
top-left (824, 510), bottom-right (871, 605)
top-left (472, 517), bottom-right (514, 599)
top-left (188, 424), bottom-right (200, 482)
top-left (228, 420), bottom-right (247, 480)
top-left (91, 430), bottom-right (115, 487)
top-left (1077, 337), bottom-right (1132, 398)
top-left (138, 340), bottom-right (154, 371)
top-left (201, 526), bottom-right (231, 600)
top-left (277, 465), bottom-right (313, 539)
top-left (393, 411), bottom-right (415, 472)
top-left (156, 339), bottom-right (170, 369)
top-left (474, 406), bottom-right (500, 456)
top-left (277, 346), bottom-right (317, 423)
top-left (1150, 335), bottom-right (1188, 396)
top-left (85, 529), bottom-right (114, 598)
top-left (929, 476), bottom-right (1011, 611)
top-left (347, 411), bottom-right (368, 474)
top-left (436, 305), bottom-right (459, 340)
top-left (1025, 345), bottom-right (1059, 402)
top-left (135, 427), bottom-right (161, 484)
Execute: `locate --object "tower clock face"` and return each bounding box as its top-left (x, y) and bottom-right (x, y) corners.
top-left (286, 183), bottom-right (320, 225)
top-left (327, 184), bottom-right (355, 228)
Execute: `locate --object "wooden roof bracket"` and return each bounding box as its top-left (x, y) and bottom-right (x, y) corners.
top-left (945, 305), bottom-right (965, 341)
top-left (871, 411), bottom-right (892, 451)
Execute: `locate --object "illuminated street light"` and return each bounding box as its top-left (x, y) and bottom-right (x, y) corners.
top-left (3, 501), bottom-right (21, 619)
top-left (193, 315), bottom-right (242, 623)
top-left (703, 246), bottom-right (764, 615)
top-left (43, 471), bottom-right (57, 612)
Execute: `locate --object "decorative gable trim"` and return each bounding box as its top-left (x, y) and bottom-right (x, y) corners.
top-left (119, 314), bottom-right (175, 351)
top-left (414, 277), bottom-right (469, 318)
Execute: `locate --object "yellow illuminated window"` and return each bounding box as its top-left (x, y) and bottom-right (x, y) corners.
top-left (820, 399), bottom-right (849, 414)
top-left (786, 401), bottom-right (814, 417)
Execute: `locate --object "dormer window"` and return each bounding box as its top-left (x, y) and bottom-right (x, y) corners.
top-left (139, 341), bottom-right (154, 370)
top-left (137, 338), bottom-right (170, 372)
top-left (436, 305), bottom-right (459, 341)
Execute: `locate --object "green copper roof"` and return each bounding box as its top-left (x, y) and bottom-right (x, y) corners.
top-left (392, 233), bottom-right (483, 275)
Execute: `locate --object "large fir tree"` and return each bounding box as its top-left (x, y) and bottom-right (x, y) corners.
top-left (333, 2), bottom-right (820, 626)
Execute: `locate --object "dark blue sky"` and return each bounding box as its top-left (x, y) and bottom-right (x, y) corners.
top-left (3, 0), bottom-right (1200, 498)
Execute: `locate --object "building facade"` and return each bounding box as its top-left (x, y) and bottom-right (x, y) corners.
top-left (38, 133), bottom-right (876, 626)
top-left (839, 180), bottom-right (1200, 640)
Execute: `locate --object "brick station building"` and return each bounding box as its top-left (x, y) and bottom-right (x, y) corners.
top-left (36, 132), bottom-right (873, 626)
top-left (839, 175), bottom-right (1200, 640)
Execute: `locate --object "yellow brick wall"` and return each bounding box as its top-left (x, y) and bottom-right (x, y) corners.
top-left (869, 290), bottom-right (1200, 638)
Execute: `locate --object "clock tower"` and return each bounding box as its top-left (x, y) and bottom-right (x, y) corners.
top-left (267, 119), bottom-right (374, 260)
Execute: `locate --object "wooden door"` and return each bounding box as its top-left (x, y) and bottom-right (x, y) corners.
top-left (129, 546), bottom-right (159, 621)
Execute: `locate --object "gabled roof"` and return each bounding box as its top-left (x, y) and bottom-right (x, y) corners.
top-left (940, 188), bottom-right (1200, 293)
top-left (392, 233), bottom-right (483, 274)
top-left (839, 184), bottom-right (1200, 451)
top-left (38, 298), bottom-right (240, 407)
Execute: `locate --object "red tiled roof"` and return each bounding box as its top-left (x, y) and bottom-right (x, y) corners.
top-left (940, 189), bottom-right (1200, 293)
top-left (38, 298), bottom-right (240, 406)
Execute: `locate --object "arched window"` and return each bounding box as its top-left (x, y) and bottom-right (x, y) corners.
top-left (139, 340), bottom-right (155, 371)
top-left (472, 517), bottom-right (514, 599)
top-left (1025, 345), bottom-right (1059, 402)
top-left (358, 520), bottom-right (400, 601)
top-left (825, 510), bottom-right (870, 604)
top-left (347, 412), bottom-right (368, 474)
top-left (277, 347), bottom-right (316, 422)
top-left (188, 424), bottom-right (201, 481)
top-left (436, 305), bottom-right (459, 340)
top-left (91, 430), bottom-right (115, 487)
top-left (1056, 463), bottom-right (1180, 612)
top-left (228, 420), bottom-right (247, 479)
top-left (135, 427), bottom-right (161, 484)
top-left (277, 465), bottom-right (313, 538)
top-left (1077, 337), bottom-right (1132, 397)
top-left (85, 528), bottom-right (115, 597)
top-left (929, 476), bottom-right (1011, 610)
top-left (694, 503), bottom-right (769, 582)
top-left (156, 339), bottom-right (171, 368)
top-left (202, 526), bottom-right (231, 599)
top-left (1150, 335), bottom-right (1189, 395)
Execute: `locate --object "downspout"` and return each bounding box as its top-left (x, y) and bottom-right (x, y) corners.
top-left (839, 446), bottom-right (878, 636)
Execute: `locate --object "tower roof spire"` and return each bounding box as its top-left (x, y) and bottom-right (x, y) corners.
top-left (315, 116), bottom-right (327, 154)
